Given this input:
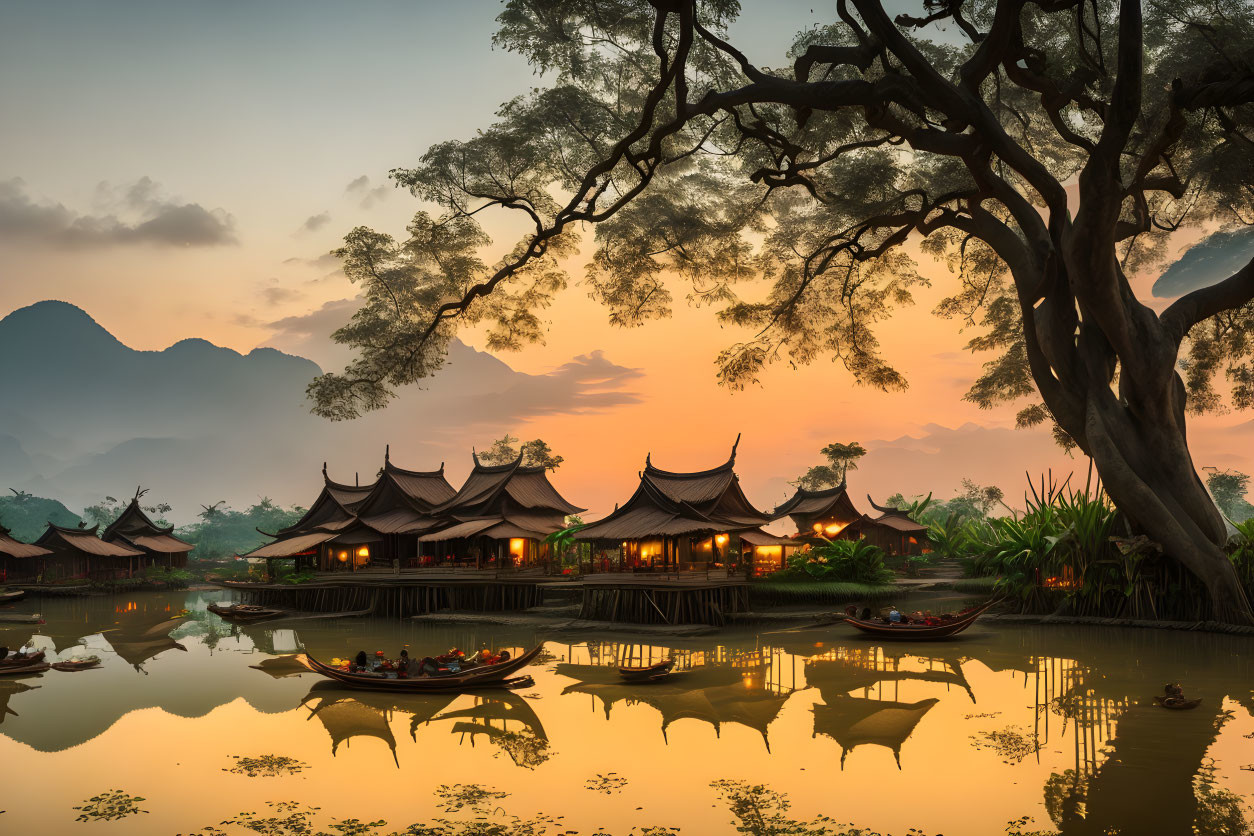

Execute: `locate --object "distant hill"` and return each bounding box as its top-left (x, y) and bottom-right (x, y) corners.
top-left (0, 300), bottom-right (639, 524)
top-left (0, 491), bottom-right (81, 542)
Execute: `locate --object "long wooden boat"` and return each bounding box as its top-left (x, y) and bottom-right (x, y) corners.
top-left (0, 589), bottom-right (25, 604)
top-left (843, 601), bottom-right (996, 640)
top-left (51, 658), bottom-right (101, 672)
top-left (0, 650), bottom-right (46, 667)
top-left (618, 658), bottom-right (675, 682)
top-left (0, 661), bottom-right (50, 676)
top-left (296, 645), bottom-right (545, 692)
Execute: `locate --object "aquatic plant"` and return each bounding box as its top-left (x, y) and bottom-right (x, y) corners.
top-left (584, 773), bottom-right (629, 795)
top-left (72, 789), bottom-right (149, 822)
top-left (748, 581), bottom-right (897, 608)
top-left (969, 725), bottom-right (1039, 764)
top-left (433, 785), bottom-right (508, 814)
top-left (224, 754), bottom-right (310, 778)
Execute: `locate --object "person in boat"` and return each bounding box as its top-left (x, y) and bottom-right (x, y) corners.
top-left (0, 646), bottom-right (7, 661)
top-left (353, 650), bottom-right (369, 672)
top-left (397, 649), bottom-right (411, 676)
top-left (1161, 683), bottom-right (1189, 707)
top-left (844, 605), bottom-right (858, 618)
top-left (859, 606), bottom-right (872, 620)
top-left (887, 607), bottom-right (903, 623)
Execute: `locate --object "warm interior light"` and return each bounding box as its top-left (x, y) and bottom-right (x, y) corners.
top-left (337, 551), bottom-right (349, 562)
top-left (824, 522), bottom-right (844, 535)
top-left (755, 546), bottom-right (782, 558)
top-left (715, 534), bottom-right (728, 545)
top-left (356, 546), bottom-right (370, 558)
top-left (812, 523), bottom-right (823, 533)
top-left (509, 538), bottom-right (526, 556)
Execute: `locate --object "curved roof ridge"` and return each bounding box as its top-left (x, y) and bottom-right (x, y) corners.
top-left (384, 458), bottom-right (447, 477)
top-left (48, 521), bottom-right (99, 535)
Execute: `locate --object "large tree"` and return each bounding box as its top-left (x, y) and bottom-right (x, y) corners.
top-left (310, 0), bottom-right (1254, 620)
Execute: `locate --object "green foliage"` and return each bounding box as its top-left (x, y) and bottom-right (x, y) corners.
top-left (778, 538), bottom-right (894, 585)
top-left (1205, 468), bottom-right (1254, 522)
top-left (479, 434), bottom-right (565, 471)
top-left (176, 498), bottom-right (306, 561)
top-left (83, 492), bottom-right (172, 528)
top-left (791, 442), bottom-right (866, 491)
top-left (953, 471), bottom-right (1254, 619)
top-left (0, 489), bottom-right (80, 541)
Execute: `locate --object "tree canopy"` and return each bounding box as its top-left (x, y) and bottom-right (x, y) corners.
top-left (791, 441), bottom-right (868, 490)
top-left (0, 490), bottom-right (81, 542)
top-left (478, 434), bottom-right (565, 470)
top-left (309, 0), bottom-right (1254, 619)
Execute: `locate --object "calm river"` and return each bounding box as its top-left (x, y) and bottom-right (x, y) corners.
top-left (1, 590), bottom-right (1251, 835)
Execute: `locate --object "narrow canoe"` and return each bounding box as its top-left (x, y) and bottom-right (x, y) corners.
top-left (0, 651), bottom-right (46, 667)
top-left (0, 590), bottom-right (25, 603)
top-left (843, 601), bottom-right (996, 640)
top-left (296, 645), bottom-right (545, 692)
top-left (0, 662), bottom-right (50, 676)
top-left (618, 659), bottom-right (675, 682)
top-left (208, 603), bottom-right (285, 622)
top-left (51, 659), bottom-right (101, 672)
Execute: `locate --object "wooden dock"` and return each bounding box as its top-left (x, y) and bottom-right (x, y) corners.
top-left (219, 569), bottom-right (751, 625)
top-left (576, 577), bottom-right (750, 626)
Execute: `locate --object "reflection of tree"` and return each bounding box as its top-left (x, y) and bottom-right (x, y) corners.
top-left (0, 680), bottom-right (39, 725)
top-left (1028, 651), bottom-right (1247, 836)
top-left (433, 692), bottom-right (551, 769)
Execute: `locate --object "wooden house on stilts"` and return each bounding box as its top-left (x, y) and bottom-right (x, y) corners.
top-left (772, 482), bottom-right (931, 557)
top-left (417, 452), bottom-right (584, 569)
top-left (31, 523), bottom-right (144, 581)
top-left (245, 448), bottom-right (456, 572)
top-left (101, 491), bottom-right (193, 571)
top-left (0, 525), bottom-right (52, 584)
top-left (573, 436), bottom-right (793, 576)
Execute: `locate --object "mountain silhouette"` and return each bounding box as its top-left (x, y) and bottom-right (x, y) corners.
top-left (0, 301), bottom-right (639, 523)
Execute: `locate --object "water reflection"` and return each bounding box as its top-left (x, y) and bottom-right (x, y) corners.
top-left (0, 590), bottom-right (1250, 836)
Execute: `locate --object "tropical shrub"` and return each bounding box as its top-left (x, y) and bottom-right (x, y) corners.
top-left (778, 538), bottom-right (894, 585)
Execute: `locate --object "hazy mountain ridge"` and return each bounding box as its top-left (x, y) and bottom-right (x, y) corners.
top-left (0, 300), bottom-right (641, 524)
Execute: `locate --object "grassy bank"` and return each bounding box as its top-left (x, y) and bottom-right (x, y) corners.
top-left (749, 580), bottom-right (897, 607)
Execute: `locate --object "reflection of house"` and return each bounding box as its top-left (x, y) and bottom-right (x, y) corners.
top-left (31, 523), bottom-right (143, 581)
top-left (560, 674), bottom-right (792, 750)
top-left (418, 452), bottom-right (584, 568)
top-left (102, 497), bottom-right (193, 570)
top-left (574, 438), bottom-right (784, 574)
top-left (432, 693), bottom-right (551, 768)
top-left (303, 692), bottom-right (399, 766)
top-left (812, 696), bottom-right (939, 768)
top-left (0, 524), bottom-right (52, 583)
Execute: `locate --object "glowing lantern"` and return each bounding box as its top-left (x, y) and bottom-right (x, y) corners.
top-left (356, 546), bottom-right (370, 559)
top-left (824, 522), bottom-right (844, 535)
top-left (812, 523), bottom-right (823, 533)
top-left (337, 551), bottom-right (349, 562)
top-left (715, 534), bottom-right (728, 546)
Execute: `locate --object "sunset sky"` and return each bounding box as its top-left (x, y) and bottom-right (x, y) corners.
top-left (2, 0), bottom-right (1251, 521)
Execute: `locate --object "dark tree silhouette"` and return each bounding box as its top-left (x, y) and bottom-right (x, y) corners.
top-left (309, 0), bottom-right (1254, 620)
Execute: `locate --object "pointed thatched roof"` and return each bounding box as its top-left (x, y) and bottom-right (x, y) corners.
top-left (864, 495), bottom-right (930, 533)
top-left (102, 494), bottom-right (193, 554)
top-left (0, 525), bottom-right (51, 559)
top-left (575, 437), bottom-right (771, 541)
top-left (419, 452), bottom-right (584, 541)
top-left (34, 523), bottom-right (143, 558)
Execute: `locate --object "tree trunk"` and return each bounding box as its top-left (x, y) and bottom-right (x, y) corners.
top-left (1041, 369), bottom-right (1253, 623)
